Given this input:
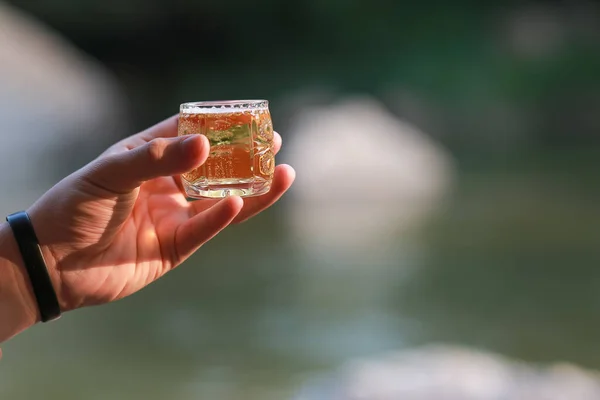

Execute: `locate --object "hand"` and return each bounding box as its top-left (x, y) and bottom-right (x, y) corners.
top-left (25, 115), bottom-right (295, 313)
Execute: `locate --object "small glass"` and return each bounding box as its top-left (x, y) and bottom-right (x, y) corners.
top-left (178, 100), bottom-right (275, 199)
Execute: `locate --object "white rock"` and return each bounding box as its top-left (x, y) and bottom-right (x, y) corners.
top-left (294, 345), bottom-right (600, 400)
top-left (284, 96), bottom-right (454, 262)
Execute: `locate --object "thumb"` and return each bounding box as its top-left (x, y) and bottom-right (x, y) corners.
top-left (88, 135), bottom-right (209, 194)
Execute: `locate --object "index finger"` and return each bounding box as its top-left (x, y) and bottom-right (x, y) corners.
top-left (102, 115), bottom-right (179, 156)
top-left (137, 114), bottom-right (179, 142)
top-left (111, 115), bottom-right (283, 156)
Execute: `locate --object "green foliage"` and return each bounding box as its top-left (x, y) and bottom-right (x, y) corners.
top-left (8, 0), bottom-right (600, 149)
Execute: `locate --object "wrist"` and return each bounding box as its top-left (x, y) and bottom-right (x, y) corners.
top-left (26, 206), bottom-right (68, 312)
top-left (0, 222), bottom-right (40, 342)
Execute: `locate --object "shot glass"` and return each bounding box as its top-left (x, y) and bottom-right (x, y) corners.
top-left (178, 100), bottom-right (275, 199)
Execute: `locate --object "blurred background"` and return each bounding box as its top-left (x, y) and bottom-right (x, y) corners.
top-left (1, 0), bottom-right (600, 399)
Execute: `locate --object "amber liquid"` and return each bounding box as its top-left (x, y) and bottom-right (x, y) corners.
top-left (178, 109), bottom-right (274, 197)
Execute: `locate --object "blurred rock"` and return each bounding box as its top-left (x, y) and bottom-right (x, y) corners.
top-left (283, 96), bottom-right (454, 264)
top-left (502, 2), bottom-right (600, 60)
top-left (503, 4), bottom-right (566, 59)
top-left (0, 2), bottom-right (128, 215)
top-left (294, 345), bottom-right (600, 400)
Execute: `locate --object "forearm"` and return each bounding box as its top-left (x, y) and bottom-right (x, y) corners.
top-left (0, 222), bottom-right (39, 343)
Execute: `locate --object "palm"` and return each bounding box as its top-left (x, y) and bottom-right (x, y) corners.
top-left (71, 176), bottom-right (191, 307)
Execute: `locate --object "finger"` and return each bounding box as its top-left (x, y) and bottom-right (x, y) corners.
top-left (273, 131), bottom-right (282, 155)
top-left (188, 164), bottom-right (296, 217)
top-left (175, 195), bottom-right (244, 261)
top-left (89, 134), bottom-right (209, 194)
top-left (114, 118), bottom-right (280, 157)
top-left (138, 115), bottom-right (179, 142)
top-left (233, 164), bottom-right (295, 224)
top-left (102, 115), bottom-right (181, 157)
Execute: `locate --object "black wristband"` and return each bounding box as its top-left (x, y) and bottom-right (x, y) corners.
top-left (6, 211), bottom-right (61, 322)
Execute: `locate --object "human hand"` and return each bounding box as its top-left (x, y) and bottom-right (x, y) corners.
top-left (24, 115), bottom-right (295, 313)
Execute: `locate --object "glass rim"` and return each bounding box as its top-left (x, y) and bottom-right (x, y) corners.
top-left (180, 99), bottom-right (269, 113)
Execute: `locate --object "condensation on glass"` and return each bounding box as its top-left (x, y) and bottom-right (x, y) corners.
top-left (178, 100), bottom-right (275, 199)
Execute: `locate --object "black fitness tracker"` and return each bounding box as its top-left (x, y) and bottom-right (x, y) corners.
top-left (6, 211), bottom-right (61, 322)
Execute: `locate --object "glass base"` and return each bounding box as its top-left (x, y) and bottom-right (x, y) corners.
top-left (184, 178), bottom-right (271, 199)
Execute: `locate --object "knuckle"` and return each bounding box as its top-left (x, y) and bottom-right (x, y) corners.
top-left (146, 138), bottom-right (168, 162)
